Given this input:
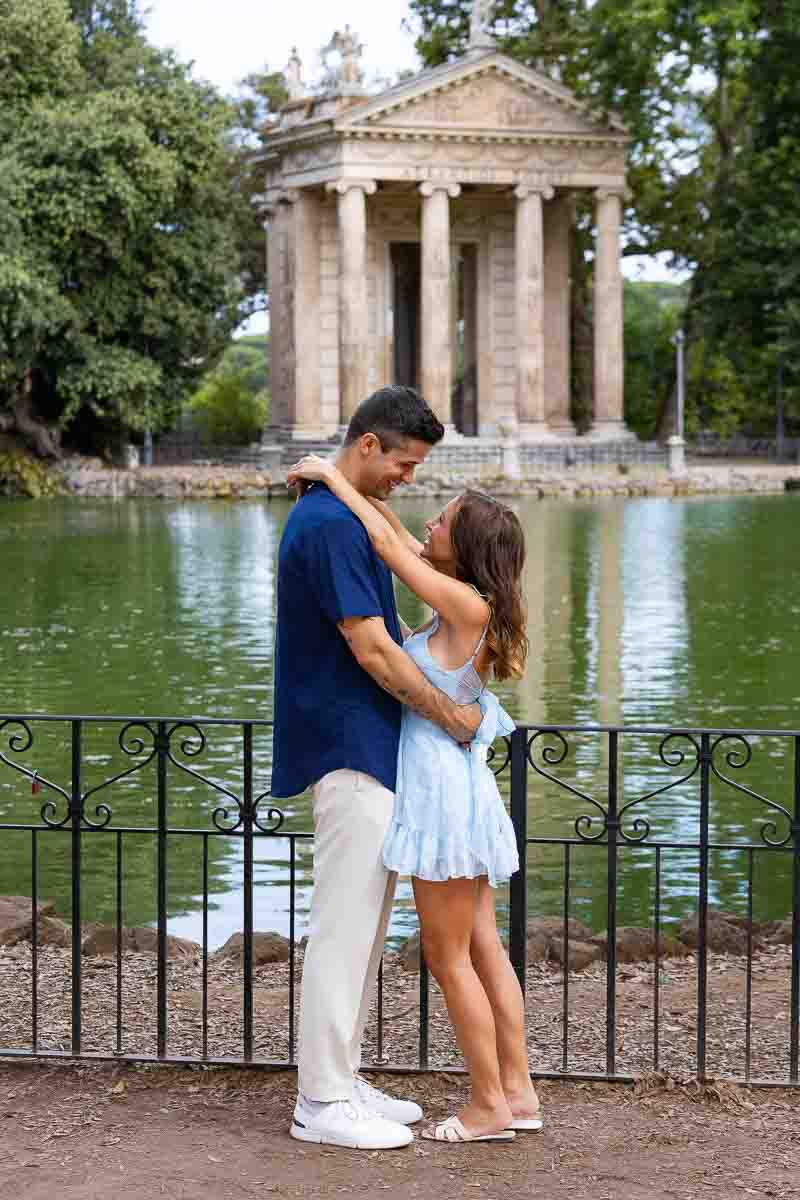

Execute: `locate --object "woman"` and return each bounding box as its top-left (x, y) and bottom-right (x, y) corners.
top-left (287, 455), bottom-right (543, 1144)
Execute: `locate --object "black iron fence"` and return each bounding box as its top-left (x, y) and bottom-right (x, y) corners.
top-left (0, 714), bottom-right (798, 1086)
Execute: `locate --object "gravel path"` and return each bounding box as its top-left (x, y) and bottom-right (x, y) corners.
top-left (0, 942), bottom-right (796, 1085)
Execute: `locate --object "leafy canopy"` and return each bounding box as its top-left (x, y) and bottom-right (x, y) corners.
top-left (0, 0), bottom-right (256, 454)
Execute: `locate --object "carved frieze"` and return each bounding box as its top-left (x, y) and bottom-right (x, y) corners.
top-left (281, 142), bottom-right (340, 174)
top-left (365, 72), bottom-right (609, 137)
top-left (342, 135), bottom-right (625, 189)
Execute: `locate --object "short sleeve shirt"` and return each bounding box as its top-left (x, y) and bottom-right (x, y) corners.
top-left (271, 484), bottom-right (403, 798)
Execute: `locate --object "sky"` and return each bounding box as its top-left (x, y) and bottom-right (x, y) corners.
top-left (144, 0), bottom-right (420, 96)
top-left (143, 0), bottom-right (684, 333)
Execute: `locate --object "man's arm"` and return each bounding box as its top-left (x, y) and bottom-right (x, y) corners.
top-left (340, 616), bottom-right (481, 744)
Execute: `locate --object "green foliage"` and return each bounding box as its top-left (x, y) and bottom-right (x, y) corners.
top-left (0, 0), bottom-right (256, 455)
top-left (408, 0), bottom-right (800, 439)
top-left (699, 1), bottom-right (800, 433)
top-left (222, 336), bottom-right (269, 398)
top-left (190, 370), bottom-right (268, 446)
top-left (623, 281), bottom-right (686, 438)
top-left (685, 341), bottom-right (756, 438)
top-left (0, 450), bottom-right (62, 498)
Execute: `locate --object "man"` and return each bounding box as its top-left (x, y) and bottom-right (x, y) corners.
top-left (271, 386), bottom-right (482, 1150)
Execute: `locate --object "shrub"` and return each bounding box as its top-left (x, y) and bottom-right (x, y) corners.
top-left (0, 450), bottom-right (62, 498)
top-left (190, 370), bottom-right (269, 445)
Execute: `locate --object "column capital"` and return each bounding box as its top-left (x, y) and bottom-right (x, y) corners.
top-left (594, 186), bottom-right (631, 204)
top-left (515, 183), bottom-right (555, 202)
top-left (419, 181), bottom-right (461, 199)
top-left (263, 188), bottom-right (300, 217)
top-left (325, 178), bottom-right (377, 197)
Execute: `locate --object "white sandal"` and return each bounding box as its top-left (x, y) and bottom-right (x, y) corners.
top-left (506, 1114), bottom-right (544, 1132)
top-left (421, 1116), bottom-right (516, 1143)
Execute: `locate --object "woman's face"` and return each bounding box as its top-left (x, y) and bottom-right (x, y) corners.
top-left (420, 496), bottom-right (461, 573)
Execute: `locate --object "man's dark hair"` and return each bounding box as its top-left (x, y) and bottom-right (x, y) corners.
top-left (343, 385), bottom-right (445, 449)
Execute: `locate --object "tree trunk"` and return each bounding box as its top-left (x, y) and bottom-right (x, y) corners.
top-left (0, 372), bottom-right (63, 459)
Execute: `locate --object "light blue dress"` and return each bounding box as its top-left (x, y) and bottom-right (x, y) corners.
top-left (382, 613), bottom-right (520, 887)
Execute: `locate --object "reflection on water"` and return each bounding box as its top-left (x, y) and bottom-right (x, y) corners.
top-left (2, 494), bottom-right (799, 947)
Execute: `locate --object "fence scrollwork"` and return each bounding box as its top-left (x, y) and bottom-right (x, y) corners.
top-left (710, 733), bottom-right (793, 847)
top-left (527, 729), bottom-right (608, 842)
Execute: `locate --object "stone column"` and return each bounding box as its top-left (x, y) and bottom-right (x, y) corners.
top-left (292, 188), bottom-right (322, 436)
top-left (327, 179), bottom-right (377, 425)
top-left (592, 189), bottom-right (632, 439)
top-left (420, 182), bottom-right (461, 427)
top-left (544, 192), bottom-right (574, 436)
top-left (263, 195), bottom-right (295, 435)
top-left (515, 184), bottom-right (554, 440)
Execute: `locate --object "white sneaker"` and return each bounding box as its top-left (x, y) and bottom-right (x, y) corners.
top-left (290, 1096), bottom-right (413, 1150)
top-left (353, 1076), bottom-right (423, 1126)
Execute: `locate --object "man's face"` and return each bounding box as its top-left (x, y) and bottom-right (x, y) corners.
top-left (359, 435), bottom-right (434, 500)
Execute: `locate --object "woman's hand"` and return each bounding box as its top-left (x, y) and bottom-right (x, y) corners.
top-left (286, 454), bottom-right (337, 495)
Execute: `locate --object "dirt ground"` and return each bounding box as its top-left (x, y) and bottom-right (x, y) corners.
top-left (1, 1061), bottom-right (799, 1200)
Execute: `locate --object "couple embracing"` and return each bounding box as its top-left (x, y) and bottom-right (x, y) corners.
top-left (271, 386), bottom-right (542, 1149)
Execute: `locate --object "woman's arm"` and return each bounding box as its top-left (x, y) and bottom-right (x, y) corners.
top-left (287, 456), bottom-right (488, 632)
top-left (368, 499), bottom-right (424, 555)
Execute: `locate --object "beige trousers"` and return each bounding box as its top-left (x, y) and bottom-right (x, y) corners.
top-left (297, 769), bottom-right (397, 1101)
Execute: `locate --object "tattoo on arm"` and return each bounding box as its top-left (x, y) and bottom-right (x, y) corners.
top-left (340, 619), bottom-right (480, 742)
top-left (373, 669), bottom-right (478, 743)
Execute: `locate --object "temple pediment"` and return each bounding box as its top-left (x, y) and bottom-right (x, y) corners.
top-left (340, 56), bottom-right (624, 141)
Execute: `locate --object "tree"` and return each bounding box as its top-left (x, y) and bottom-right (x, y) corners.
top-left (0, 0), bottom-right (254, 457)
top-left (190, 369), bottom-right (268, 446)
top-left (698, 0), bottom-right (800, 435)
top-left (624, 281), bottom-right (686, 439)
top-left (408, 0), bottom-right (787, 437)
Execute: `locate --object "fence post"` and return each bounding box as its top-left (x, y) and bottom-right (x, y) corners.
top-left (156, 721), bottom-right (168, 1059)
top-left (606, 730), bottom-right (619, 1076)
top-left (243, 723), bottom-right (254, 1062)
top-left (70, 720), bottom-right (83, 1054)
top-left (697, 732), bottom-right (711, 1081)
top-left (790, 736), bottom-right (800, 1081)
top-left (509, 728), bottom-right (529, 993)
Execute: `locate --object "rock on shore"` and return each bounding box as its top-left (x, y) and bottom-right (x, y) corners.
top-left (54, 460), bottom-right (800, 502)
top-left (0, 897), bottom-right (793, 972)
top-left (396, 908), bottom-right (794, 974)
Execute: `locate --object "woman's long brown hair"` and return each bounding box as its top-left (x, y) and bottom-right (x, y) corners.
top-left (449, 490), bottom-right (529, 681)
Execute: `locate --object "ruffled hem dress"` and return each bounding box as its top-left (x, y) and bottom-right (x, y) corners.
top-left (382, 613), bottom-right (519, 888)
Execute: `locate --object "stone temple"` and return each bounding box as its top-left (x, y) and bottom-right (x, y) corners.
top-left (262, 16), bottom-right (634, 461)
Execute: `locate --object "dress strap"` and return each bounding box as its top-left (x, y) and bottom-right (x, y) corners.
top-left (469, 621), bottom-right (490, 664)
top-left (466, 586), bottom-right (491, 664)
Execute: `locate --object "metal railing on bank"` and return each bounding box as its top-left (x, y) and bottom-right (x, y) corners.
top-left (0, 714), bottom-right (798, 1087)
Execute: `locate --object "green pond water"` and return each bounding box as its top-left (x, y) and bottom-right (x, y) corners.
top-left (1, 493), bottom-right (799, 948)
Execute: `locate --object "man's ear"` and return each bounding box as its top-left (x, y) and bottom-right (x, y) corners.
top-left (360, 433), bottom-right (381, 456)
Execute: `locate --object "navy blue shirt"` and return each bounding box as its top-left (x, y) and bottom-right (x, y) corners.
top-left (271, 483), bottom-right (403, 797)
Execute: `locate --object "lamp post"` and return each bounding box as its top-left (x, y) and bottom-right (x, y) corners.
top-left (667, 328), bottom-right (687, 477)
top-left (776, 355), bottom-right (785, 461)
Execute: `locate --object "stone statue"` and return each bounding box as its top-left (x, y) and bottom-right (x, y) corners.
top-left (335, 25), bottom-right (363, 87)
top-left (469, 0), bottom-right (495, 49)
top-left (284, 47), bottom-right (305, 102)
top-left (320, 25), bottom-right (364, 92)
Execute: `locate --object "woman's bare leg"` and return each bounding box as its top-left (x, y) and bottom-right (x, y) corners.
top-left (469, 878), bottom-right (541, 1118)
top-left (413, 876), bottom-right (512, 1136)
